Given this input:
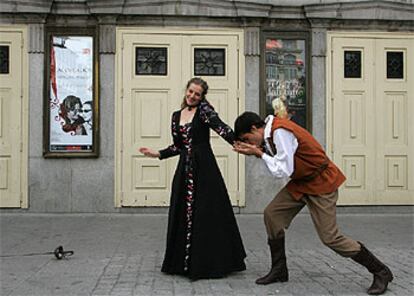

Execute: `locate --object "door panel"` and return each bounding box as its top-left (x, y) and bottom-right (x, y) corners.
top-left (182, 35), bottom-right (240, 204)
top-left (332, 38), bottom-right (375, 204)
top-left (375, 39), bottom-right (413, 203)
top-left (0, 31), bottom-right (22, 207)
top-left (121, 34), bottom-right (181, 206)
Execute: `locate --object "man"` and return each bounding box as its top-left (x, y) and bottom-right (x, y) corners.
top-left (233, 111), bottom-right (393, 295)
top-left (80, 100), bottom-right (93, 134)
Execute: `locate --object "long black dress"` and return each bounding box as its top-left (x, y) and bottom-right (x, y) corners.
top-left (158, 100), bottom-right (246, 280)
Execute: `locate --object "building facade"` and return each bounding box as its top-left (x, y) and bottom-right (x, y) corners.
top-left (0, 0), bottom-right (413, 213)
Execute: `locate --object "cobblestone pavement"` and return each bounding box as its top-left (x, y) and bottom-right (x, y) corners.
top-left (0, 213), bottom-right (413, 296)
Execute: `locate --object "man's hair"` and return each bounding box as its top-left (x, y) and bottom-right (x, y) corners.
top-left (234, 112), bottom-right (265, 139)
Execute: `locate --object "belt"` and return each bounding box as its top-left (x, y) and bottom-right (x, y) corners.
top-left (296, 159), bottom-right (329, 183)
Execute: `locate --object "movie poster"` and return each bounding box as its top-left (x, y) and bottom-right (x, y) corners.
top-left (49, 36), bottom-right (94, 152)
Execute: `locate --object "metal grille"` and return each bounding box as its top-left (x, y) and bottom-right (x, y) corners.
top-left (194, 48), bottom-right (225, 76)
top-left (135, 47), bottom-right (167, 75)
top-left (344, 50), bottom-right (361, 78)
top-left (0, 46), bottom-right (10, 74)
top-left (387, 51), bottom-right (404, 79)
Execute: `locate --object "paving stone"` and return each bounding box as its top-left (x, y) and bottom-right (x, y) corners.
top-left (0, 213), bottom-right (412, 296)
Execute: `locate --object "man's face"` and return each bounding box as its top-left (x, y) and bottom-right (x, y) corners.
top-left (81, 103), bottom-right (92, 122)
top-left (238, 126), bottom-right (263, 146)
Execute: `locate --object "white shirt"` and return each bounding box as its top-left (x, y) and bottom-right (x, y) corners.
top-left (261, 115), bottom-right (298, 179)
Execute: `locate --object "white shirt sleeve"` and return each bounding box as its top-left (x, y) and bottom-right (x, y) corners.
top-left (261, 128), bottom-right (298, 178)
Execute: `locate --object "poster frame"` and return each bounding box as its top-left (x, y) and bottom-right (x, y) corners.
top-left (43, 27), bottom-right (99, 158)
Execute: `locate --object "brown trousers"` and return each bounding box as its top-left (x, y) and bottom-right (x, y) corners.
top-left (264, 187), bottom-right (361, 257)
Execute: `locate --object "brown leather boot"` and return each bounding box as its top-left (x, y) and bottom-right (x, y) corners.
top-left (255, 237), bottom-right (288, 285)
top-left (351, 242), bottom-right (393, 295)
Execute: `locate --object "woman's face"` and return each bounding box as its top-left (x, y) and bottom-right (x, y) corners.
top-left (67, 103), bottom-right (81, 122)
top-left (185, 83), bottom-right (203, 107)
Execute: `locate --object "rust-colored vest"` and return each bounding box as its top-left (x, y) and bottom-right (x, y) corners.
top-left (271, 118), bottom-right (346, 200)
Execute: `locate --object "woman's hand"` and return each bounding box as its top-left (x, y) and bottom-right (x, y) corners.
top-left (139, 147), bottom-right (160, 158)
top-left (233, 141), bottom-right (263, 158)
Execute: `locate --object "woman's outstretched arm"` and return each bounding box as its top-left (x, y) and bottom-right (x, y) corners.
top-left (199, 100), bottom-right (235, 145)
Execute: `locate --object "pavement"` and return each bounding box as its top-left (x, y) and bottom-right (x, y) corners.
top-left (0, 212), bottom-right (413, 296)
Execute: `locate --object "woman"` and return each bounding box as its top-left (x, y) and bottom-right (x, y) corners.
top-left (59, 95), bottom-right (87, 135)
top-left (139, 77), bottom-right (246, 280)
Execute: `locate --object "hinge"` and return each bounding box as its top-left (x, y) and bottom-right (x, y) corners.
top-left (20, 142), bottom-right (23, 152)
top-left (237, 89), bottom-right (240, 101)
top-left (121, 38), bottom-right (124, 50)
top-left (21, 37), bottom-right (24, 49)
top-left (330, 142), bottom-right (334, 154)
top-left (120, 192), bottom-right (124, 203)
top-left (237, 40), bottom-right (240, 51)
top-left (331, 96), bottom-right (334, 101)
top-left (120, 142), bottom-right (124, 153)
top-left (120, 88), bottom-right (124, 100)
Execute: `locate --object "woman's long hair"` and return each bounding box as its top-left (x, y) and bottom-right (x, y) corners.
top-left (59, 95), bottom-right (86, 134)
top-left (272, 98), bottom-right (288, 119)
top-left (180, 77), bottom-right (209, 109)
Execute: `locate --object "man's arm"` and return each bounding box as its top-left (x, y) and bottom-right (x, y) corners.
top-left (234, 129), bottom-right (298, 179)
top-left (261, 129), bottom-right (297, 178)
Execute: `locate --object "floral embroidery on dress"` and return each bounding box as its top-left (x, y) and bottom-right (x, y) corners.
top-left (199, 100), bottom-right (235, 145)
top-left (159, 104), bottom-right (237, 274)
top-left (179, 123), bottom-right (194, 272)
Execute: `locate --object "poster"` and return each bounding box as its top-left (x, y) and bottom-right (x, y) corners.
top-left (44, 32), bottom-right (98, 157)
top-left (265, 38), bottom-right (307, 128)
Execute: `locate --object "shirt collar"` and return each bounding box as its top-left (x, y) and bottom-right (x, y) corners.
top-left (263, 115), bottom-right (276, 156)
top-left (264, 115), bottom-right (274, 139)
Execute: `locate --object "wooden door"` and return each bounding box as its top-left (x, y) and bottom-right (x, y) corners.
top-left (0, 30), bottom-right (26, 208)
top-left (330, 35), bottom-right (413, 205)
top-left (116, 29), bottom-right (244, 207)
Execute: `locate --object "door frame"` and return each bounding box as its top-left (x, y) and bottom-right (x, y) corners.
top-left (115, 27), bottom-right (245, 207)
top-left (326, 31), bottom-right (414, 205)
top-left (0, 25), bottom-right (29, 208)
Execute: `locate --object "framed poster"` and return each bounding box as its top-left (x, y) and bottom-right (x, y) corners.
top-left (44, 27), bottom-right (99, 157)
top-left (261, 31), bottom-right (311, 130)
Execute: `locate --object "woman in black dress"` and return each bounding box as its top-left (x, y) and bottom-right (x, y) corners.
top-left (139, 77), bottom-right (246, 280)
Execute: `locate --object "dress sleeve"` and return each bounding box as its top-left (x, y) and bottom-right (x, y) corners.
top-left (158, 112), bottom-right (182, 160)
top-left (199, 100), bottom-right (235, 145)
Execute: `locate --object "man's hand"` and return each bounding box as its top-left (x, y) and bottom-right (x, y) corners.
top-left (233, 141), bottom-right (263, 158)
